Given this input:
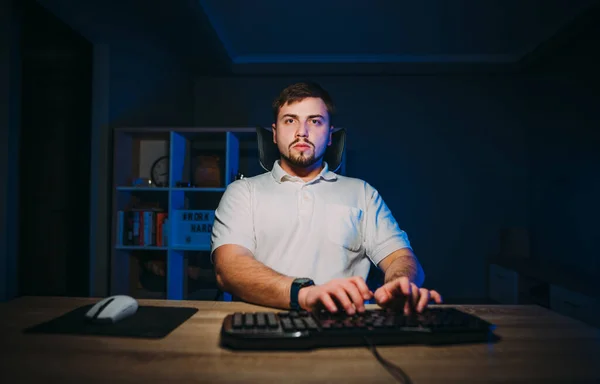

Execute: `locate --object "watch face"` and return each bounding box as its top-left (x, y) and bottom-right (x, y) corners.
top-left (295, 278), bottom-right (313, 286)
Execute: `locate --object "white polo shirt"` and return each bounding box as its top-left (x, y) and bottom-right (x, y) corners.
top-left (210, 161), bottom-right (412, 285)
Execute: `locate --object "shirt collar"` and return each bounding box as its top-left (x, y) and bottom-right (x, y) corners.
top-left (271, 160), bottom-right (337, 184)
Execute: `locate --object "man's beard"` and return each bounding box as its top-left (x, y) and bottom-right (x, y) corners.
top-left (281, 148), bottom-right (324, 168)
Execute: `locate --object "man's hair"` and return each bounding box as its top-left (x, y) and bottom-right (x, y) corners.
top-left (272, 82), bottom-right (336, 125)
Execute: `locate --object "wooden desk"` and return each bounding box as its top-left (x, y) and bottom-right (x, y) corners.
top-left (1, 297), bottom-right (599, 383)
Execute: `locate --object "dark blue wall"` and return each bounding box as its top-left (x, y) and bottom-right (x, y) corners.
top-left (527, 19), bottom-right (600, 279)
top-left (108, 42), bottom-right (195, 127)
top-left (194, 75), bottom-right (532, 299)
top-left (193, 30), bottom-right (600, 298)
top-left (0, 0), bottom-right (21, 301)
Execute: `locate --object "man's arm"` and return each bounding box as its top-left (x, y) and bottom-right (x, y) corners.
top-left (378, 247), bottom-right (425, 287)
top-left (211, 180), bottom-right (296, 309)
top-left (375, 247), bottom-right (443, 313)
top-left (362, 183), bottom-right (441, 312)
top-left (214, 244), bottom-right (373, 313)
top-left (214, 244), bottom-right (295, 309)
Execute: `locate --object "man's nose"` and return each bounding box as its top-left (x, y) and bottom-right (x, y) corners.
top-left (295, 121), bottom-right (309, 137)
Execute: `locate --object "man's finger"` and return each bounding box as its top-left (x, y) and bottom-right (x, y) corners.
top-left (343, 281), bottom-right (366, 313)
top-left (396, 277), bottom-right (412, 297)
top-left (373, 287), bottom-right (391, 305)
top-left (331, 287), bottom-right (355, 314)
top-left (411, 283), bottom-right (419, 306)
top-left (430, 290), bottom-right (443, 304)
top-left (373, 286), bottom-right (388, 301)
top-left (375, 278), bottom-right (411, 312)
top-left (403, 283), bottom-right (419, 315)
top-left (318, 292), bottom-right (338, 313)
top-left (417, 288), bottom-right (430, 312)
top-left (383, 277), bottom-right (410, 299)
top-left (351, 277), bottom-right (373, 300)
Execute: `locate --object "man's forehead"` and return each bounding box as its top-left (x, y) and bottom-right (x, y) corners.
top-left (279, 97), bottom-right (328, 116)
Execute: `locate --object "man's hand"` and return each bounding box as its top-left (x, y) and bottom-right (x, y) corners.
top-left (298, 277), bottom-right (373, 314)
top-left (374, 276), bottom-right (442, 314)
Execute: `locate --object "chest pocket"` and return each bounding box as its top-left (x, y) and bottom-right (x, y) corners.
top-left (325, 204), bottom-right (363, 251)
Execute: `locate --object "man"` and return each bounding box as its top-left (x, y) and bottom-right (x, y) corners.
top-left (211, 82), bottom-right (442, 315)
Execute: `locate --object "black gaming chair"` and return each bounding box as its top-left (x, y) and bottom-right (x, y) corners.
top-left (255, 126), bottom-right (347, 174)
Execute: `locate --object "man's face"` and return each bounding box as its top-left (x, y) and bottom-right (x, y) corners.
top-left (272, 97), bottom-right (332, 169)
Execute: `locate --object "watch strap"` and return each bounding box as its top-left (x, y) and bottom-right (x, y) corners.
top-left (290, 278), bottom-right (315, 310)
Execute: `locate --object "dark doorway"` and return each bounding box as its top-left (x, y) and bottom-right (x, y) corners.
top-left (19, 0), bottom-right (92, 297)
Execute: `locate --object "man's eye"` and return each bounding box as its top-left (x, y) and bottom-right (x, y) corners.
top-left (311, 119), bottom-right (321, 125)
top-left (285, 118), bottom-right (294, 124)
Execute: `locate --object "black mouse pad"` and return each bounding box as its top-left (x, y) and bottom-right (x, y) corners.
top-left (23, 304), bottom-right (198, 339)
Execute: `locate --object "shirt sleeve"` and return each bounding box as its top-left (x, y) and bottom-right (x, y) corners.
top-left (363, 183), bottom-right (412, 265)
top-left (210, 179), bottom-right (255, 261)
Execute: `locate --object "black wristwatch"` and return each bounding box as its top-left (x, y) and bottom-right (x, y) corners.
top-left (289, 278), bottom-right (315, 310)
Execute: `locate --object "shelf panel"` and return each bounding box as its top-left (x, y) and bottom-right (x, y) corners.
top-left (116, 187), bottom-right (225, 192)
top-left (170, 187), bottom-right (226, 192)
top-left (116, 245), bottom-right (168, 251)
top-left (115, 245), bottom-right (213, 252)
top-left (116, 187), bottom-right (170, 192)
top-left (171, 245), bottom-right (212, 252)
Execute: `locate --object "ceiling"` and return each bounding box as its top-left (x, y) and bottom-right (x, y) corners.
top-left (197, 0), bottom-right (599, 74)
top-left (35, 0), bottom-right (600, 75)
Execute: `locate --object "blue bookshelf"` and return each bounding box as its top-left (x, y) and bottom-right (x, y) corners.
top-left (111, 127), bottom-right (258, 301)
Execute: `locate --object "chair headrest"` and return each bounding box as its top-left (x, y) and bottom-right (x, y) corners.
top-left (256, 126), bottom-right (346, 173)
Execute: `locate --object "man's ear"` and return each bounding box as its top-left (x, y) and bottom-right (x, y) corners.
top-left (328, 125), bottom-right (334, 146)
top-left (271, 123), bottom-right (277, 144)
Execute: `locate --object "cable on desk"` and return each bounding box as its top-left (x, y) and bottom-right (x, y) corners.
top-left (364, 336), bottom-right (413, 384)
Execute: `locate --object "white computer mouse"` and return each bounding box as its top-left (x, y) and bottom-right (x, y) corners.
top-left (85, 295), bottom-right (138, 324)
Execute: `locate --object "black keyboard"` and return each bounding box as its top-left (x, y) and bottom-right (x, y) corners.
top-left (220, 307), bottom-right (497, 350)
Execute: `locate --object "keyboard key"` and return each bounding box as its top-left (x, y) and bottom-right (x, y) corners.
top-left (303, 316), bottom-right (319, 330)
top-left (244, 313), bottom-right (254, 328)
top-left (256, 313), bottom-right (266, 328)
top-left (267, 313), bottom-right (278, 328)
top-left (281, 318), bottom-right (295, 332)
top-left (384, 317), bottom-right (395, 328)
top-left (233, 313), bottom-right (243, 329)
top-left (292, 318), bottom-right (306, 330)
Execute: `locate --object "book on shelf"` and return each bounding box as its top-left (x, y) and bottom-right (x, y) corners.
top-left (172, 209), bottom-right (215, 248)
top-left (116, 209), bottom-right (168, 247)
